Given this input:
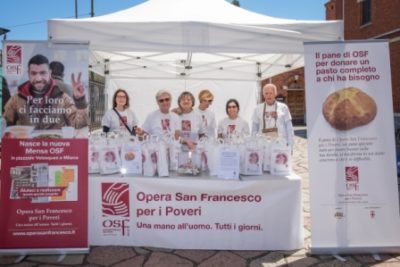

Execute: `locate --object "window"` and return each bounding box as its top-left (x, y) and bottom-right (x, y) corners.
top-left (88, 71), bottom-right (106, 131)
top-left (360, 0), bottom-right (372, 26)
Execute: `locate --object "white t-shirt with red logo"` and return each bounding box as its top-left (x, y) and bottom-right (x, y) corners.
top-left (142, 110), bottom-right (180, 138)
top-left (178, 111), bottom-right (206, 140)
top-left (101, 108), bottom-right (139, 134)
top-left (196, 108), bottom-right (216, 139)
top-left (217, 116), bottom-right (250, 139)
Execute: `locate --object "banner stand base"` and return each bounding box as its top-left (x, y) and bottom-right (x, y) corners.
top-left (310, 246), bottom-right (400, 255)
top-left (0, 247), bottom-right (89, 257)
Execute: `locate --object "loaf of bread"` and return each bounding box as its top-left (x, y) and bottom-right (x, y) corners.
top-left (322, 87), bottom-right (377, 130)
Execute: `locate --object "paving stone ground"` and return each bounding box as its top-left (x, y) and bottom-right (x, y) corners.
top-left (1, 127), bottom-right (400, 266)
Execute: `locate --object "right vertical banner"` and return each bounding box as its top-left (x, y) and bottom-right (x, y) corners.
top-left (304, 40), bottom-right (400, 254)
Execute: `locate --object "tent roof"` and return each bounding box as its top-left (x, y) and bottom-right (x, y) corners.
top-left (48, 0), bottom-right (343, 80)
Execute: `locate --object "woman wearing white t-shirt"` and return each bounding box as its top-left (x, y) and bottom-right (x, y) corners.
top-left (102, 89), bottom-right (141, 135)
top-left (172, 91), bottom-right (205, 150)
top-left (141, 90), bottom-right (180, 139)
top-left (217, 99), bottom-right (250, 139)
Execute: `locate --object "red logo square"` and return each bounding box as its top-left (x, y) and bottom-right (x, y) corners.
top-left (6, 45), bottom-right (22, 64)
top-left (101, 183), bottom-right (130, 217)
top-left (345, 166), bottom-right (359, 182)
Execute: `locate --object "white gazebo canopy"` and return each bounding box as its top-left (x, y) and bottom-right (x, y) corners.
top-left (48, 0), bottom-right (343, 81)
top-left (48, 0), bottom-right (343, 124)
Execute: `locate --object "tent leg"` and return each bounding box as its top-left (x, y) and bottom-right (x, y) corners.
top-left (333, 254), bottom-right (346, 262)
top-left (15, 255), bottom-right (26, 263)
top-left (57, 253), bottom-right (66, 262)
top-left (372, 253), bottom-right (381, 261)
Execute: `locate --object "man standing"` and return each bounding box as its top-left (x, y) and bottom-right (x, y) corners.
top-left (196, 89), bottom-right (216, 139)
top-left (3, 54), bottom-right (88, 130)
top-left (251, 83), bottom-right (294, 146)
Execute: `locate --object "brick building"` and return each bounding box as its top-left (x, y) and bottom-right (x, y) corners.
top-left (267, 0), bottom-right (400, 124)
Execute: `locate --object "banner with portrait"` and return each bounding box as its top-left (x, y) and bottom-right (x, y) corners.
top-left (304, 40), bottom-right (400, 254)
top-left (0, 41), bottom-right (89, 254)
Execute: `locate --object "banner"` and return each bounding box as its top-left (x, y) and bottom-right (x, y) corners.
top-left (0, 139), bottom-right (88, 250)
top-left (0, 41), bottom-right (89, 254)
top-left (304, 40), bottom-right (400, 254)
top-left (89, 175), bottom-right (303, 250)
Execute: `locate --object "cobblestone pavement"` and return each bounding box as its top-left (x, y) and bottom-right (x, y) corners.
top-left (1, 128), bottom-right (400, 266)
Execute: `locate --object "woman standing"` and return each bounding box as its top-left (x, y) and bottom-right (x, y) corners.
top-left (141, 89), bottom-right (180, 139)
top-left (217, 99), bottom-right (249, 139)
top-left (173, 91), bottom-right (205, 150)
top-left (102, 89), bottom-right (140, 135)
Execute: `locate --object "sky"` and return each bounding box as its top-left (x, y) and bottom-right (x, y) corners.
top-left (0, 0), bottom-right (329, 40)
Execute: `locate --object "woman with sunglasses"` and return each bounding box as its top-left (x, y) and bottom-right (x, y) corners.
top-left (217, 98), bottom-right (250, 139)
top-left (102, 88), bottom-right (140, 135)
top-left (141, 90), bottom-right (180, 140)
top-left (196, 89), bottom-right (216, 139)
top-left (172, 91), bottom-right (206, 151)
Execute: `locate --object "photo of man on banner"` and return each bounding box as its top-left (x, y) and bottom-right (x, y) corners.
top-left (3, 54), bottom-right (88, 136)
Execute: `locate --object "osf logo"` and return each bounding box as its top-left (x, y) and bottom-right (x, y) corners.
top-left (101, 183), bottom-right (130, 236)
top-left (102, 183), bottom-right (129, 217)
top-left (345, 166), bottom-right (359, 182)
top-left (6, 44), bottom-right (22, 64)
top-left (345, 166), bottom-right (359, 191)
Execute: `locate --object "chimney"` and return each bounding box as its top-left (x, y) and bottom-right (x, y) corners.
top-left (325, 0), bottom-right (343, 20)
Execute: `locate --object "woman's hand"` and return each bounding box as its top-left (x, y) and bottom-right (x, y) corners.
top-left (184, 139), bottom-right (197, 151)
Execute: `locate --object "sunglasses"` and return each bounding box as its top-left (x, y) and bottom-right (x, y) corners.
top-left (158, 98), bottom-right (170, 103)
top-left (203, 99), bottom-right (213, 103)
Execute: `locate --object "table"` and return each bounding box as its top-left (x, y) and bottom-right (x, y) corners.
top-left (89, 173), bottom-right (303, 250)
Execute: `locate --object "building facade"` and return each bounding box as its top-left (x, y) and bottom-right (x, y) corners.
top-left (267, 0), bottom-right (400, 125)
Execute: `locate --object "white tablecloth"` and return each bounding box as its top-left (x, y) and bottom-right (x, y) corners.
top-left (89, 173), bottom-right (303, 250)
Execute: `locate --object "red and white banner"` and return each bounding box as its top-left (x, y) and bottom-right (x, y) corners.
top-left (0, 139), bottom-right (88, 250)
top-left (304, 40), bottom-right (400, 254)
top-left (0, 41), bottom-right (89, 254)
top-left (89, 175), bottom-right (303, 250)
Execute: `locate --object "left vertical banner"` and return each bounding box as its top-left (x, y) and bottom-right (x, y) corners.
top-left (1, 41), bottom-right (89, 254)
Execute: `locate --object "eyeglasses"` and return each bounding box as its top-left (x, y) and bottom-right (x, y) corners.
top-left (116, 95), bottom-right (127, 98)
top-left (203, 99), bottom-right (213, 103)
top-left (158, 98), bottom-right (170, 103)
top-left (227, 105), bottom-right (237, 109)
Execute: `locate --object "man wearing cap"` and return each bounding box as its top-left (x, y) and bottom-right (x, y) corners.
top-left (196, 89), bottom-right (216, 139)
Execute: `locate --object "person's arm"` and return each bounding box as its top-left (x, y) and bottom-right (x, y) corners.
top-left (251, 108), bottom-right (259, 135)
top-left (285, 119), bottom-right (294, 147)
top-left (130, 111), bottom-right (140, 136)
top-left (217, 119), bottom-right (224, 139)
top-left (243, 118), bottom-right (250, 136)
top-left (282, 104), bottom-right (294, 147)
top-left (3, 96), bottom-right (18, 126)
top-left (101, 110), bottom-right (111, 133)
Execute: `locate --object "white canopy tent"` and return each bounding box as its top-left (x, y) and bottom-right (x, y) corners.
top-left (47, 0), bottom-right (343, 125)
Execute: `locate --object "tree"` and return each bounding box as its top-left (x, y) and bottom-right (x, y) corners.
top-left (232, 0), bottom-right (240, 7)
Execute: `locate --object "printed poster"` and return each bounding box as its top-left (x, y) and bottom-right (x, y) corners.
top-left (89, 175), bottom-right (304, 250)
top-left (0, 139), bottom-right (88, 249)
top-left (304, 40), bottom-right (400, 253)
top-left (2, 41), bottom-right (89, 139)
top-left (0, 41), bottom-right (89, 252)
